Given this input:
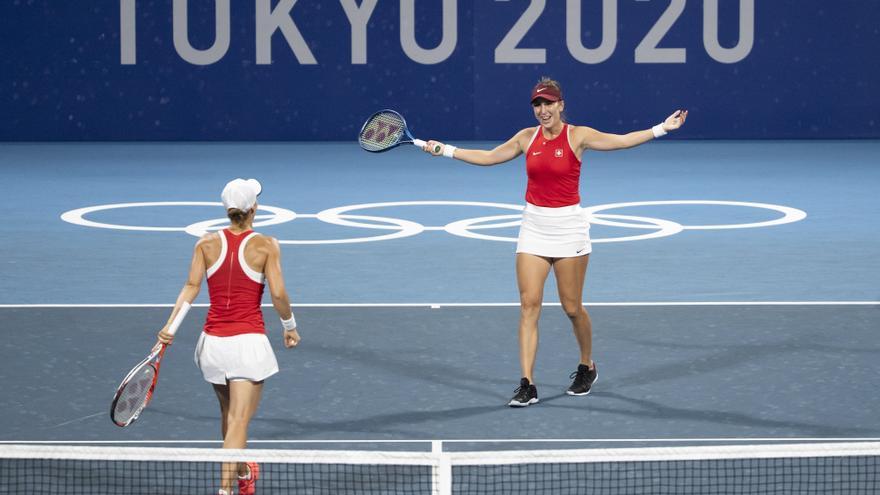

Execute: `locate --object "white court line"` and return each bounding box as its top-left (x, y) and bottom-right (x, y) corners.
top-left (0, 301), bottom-right (877, 309)
top-left (3, 438), bottom-right (880, 445)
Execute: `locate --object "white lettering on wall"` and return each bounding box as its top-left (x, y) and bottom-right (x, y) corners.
top-left (635, 0), bottom-right (686, 63)
top-left (495, 0), bottom-right (546, 64)
top-left (120, 0), bottom-right (136, 64)
top-left (704, 0), bottom-right (754, 64)
top-left (256, 0), bottom-right (317, 65)
top-left (118, 0), bottom-right (756, 65)
top-left (400, 0), bottom-right (458, 65)
top-left (340, 0), bottom-right (379, 64)
top-left (173, 0), bottom-right (231, 66)
top-left (566, 0), bottom-right (617, 64)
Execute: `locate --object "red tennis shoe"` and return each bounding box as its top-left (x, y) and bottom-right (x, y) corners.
top-left (238, 462), bottom-right (259, 495)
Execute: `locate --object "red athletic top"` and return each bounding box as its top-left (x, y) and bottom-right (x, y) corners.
top-left (524, 124), bottom-right (582, 207)
top-left (204, 229), bottom-right (266, 337)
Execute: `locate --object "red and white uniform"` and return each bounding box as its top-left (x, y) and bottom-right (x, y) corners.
top-left (204, 230), bottom-right (266, 336)
top-left (195, 229), bottom-right (279, 384)
top-left (516, 125), bottom-right (592, 258)
top-left (525, 124), bottom-right (582, 207)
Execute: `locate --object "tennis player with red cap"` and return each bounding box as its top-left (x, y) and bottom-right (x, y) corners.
top-left (157, 178), bottom-right (301, 494)
top-left (422, 77), bottom-right (687, 407)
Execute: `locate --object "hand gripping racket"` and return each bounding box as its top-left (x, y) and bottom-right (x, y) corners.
top-left (358, 109), bottom-right (441, 153)
top-left (110, 302), bottom-right (192, 427)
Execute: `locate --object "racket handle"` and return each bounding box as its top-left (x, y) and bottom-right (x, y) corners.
top-left (412, 139), bottom-right (426, 148)
top-left (166, 302), bottom-right (192, 336)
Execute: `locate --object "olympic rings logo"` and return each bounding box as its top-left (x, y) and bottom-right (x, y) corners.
top-left (60, 200), bottom-right (806, 245)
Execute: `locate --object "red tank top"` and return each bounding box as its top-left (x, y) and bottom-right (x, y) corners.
top-left (204, 229), bottom-right (266, 337)
top-left (524, 124), bottom-right (582, 207)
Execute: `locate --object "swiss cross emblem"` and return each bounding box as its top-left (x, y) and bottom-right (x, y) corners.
top-left (555, 148), bottom-right (564, 158)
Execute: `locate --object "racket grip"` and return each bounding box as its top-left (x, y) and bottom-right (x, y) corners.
top-left (412, 139), bottom-right (426, 148)
top-left (166, 302), bottom-right (192, 336)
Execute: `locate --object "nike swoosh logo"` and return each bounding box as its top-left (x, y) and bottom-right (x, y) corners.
top-left (537, 88), bottom-right (547, 92)
top-left (531, 151), bottom-right (542, 156)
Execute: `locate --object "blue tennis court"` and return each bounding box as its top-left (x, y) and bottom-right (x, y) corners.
top-left (1, 140), bottom-right (878, 446)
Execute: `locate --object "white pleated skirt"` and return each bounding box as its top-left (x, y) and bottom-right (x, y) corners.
top-left (516, 203), bottom-right (592, 258)
top-left (194, 332), bottom-right (279, 385)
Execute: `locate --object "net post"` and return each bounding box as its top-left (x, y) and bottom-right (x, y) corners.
top-left (432, 440), bottom-right (452, 495)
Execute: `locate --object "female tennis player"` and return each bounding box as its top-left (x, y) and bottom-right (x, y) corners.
top-left (422, 77), bottom-right (687, 407)
top-left (157, 178), bottom-right (301, 494)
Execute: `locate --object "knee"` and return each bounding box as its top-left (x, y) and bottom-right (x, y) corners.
top-left (519, 296), bottom-right (542, 318)
top-left (561, 302), bottom-right (585, 320)
top-left (225, 410), bottom-right (252, 428)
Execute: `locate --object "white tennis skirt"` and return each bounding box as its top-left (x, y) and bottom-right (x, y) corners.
top-left (194, 332), bottom-right (279, 385)
top-left (516, 203), bottom-right (592, 258)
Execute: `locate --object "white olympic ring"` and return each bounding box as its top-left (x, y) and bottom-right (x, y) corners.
top-left (443, 213), bottom-right (685, 243)
top-left (182, 212), bottom-right (423, 244)
top-left (445, 214), bottom-right (523, 242)
top-left (60, 202), bottom-right (296, 232)
top-left (581, 200), bottom-right (808, 230)
top-left (281, 214), bottom-right (424, 244)
top-left (59, 200), bottom-right (807, 245)
top-left (316, 201), bottom-right (525, 231)
top-left (589, 214), bottom-right (685, 243)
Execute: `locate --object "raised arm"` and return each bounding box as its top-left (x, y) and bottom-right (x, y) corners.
top-left (157, 237), bottom-right (207, 345)
top-left (574, 110), bottom-right (688, 152)
top-left (421, 128), bottom-right (535, 166)
top-left (263, 236), bottom-right (300, 349)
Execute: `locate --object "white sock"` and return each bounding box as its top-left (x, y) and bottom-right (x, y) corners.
top-left (238, 464), bottom-right (252, 480)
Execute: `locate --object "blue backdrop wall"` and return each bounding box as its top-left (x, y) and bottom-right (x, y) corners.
top-left (2, 0), bottom-right (877, 140)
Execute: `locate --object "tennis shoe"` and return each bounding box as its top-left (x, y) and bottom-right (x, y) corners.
top-left (508, 378), bottom-right (539, 407)
top-left (237, 462), bottom-right (259, 495)
top-left (566, 363), bottom-right (597, 396)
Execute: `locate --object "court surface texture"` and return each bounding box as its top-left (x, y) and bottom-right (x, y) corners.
top-left (1, 140), bottom-right (878, 448)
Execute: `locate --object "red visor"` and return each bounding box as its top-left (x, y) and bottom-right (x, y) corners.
top-left (530, 83), bottom-right (562, 103)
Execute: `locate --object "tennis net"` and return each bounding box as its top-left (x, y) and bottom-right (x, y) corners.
top-left (0, 441), bottom-right (877, 494)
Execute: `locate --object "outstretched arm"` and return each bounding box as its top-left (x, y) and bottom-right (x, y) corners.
top-left (420, 128), bottom-right (534, 166)
top-left (263, 237), bottom-right (300, 349)
top-left (575, 110), bottom-right (688, 152)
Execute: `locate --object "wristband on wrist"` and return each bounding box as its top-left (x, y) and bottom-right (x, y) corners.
top-left (281, 314), bottom-right (297, 331)
top-left (442, 144), bottom-right (457, 158)
top-left (652, 123), bottom-right (667, 138)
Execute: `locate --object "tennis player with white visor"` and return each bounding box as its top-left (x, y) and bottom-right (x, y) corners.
top-left (420, 77), bottom-right (686, 407)
top-left (157, 178), bottom-right (301, 495)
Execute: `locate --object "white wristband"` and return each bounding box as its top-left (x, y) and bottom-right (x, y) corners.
top-left (652, 123), bottom-right (667, 138)
top-left (442, 144), bottom-right (457, 158)
top-left (281, 314), bottom-right (297, 331)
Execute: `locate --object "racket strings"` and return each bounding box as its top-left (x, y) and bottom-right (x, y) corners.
top-left (113, 364), bottom-right (156, 424)
top-left (359, 112), bottom-right (406, 151)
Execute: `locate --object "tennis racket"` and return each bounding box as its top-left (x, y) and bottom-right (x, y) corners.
top-left (358, 109), bottom-right (441, 153)
top-left (110, 302), bottom-right (192, 427)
